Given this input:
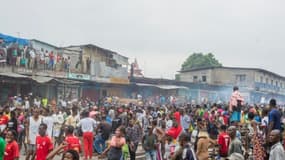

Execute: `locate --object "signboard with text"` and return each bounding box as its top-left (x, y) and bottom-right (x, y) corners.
top-left (110, 77), bottom-right (129, 84)
top-left (68, 73), bottom-right (90, 80)
top-left (91, 76), bottom-right (110, 83)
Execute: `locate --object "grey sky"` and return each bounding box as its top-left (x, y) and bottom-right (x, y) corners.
top-left (1, 0), bottom-right (285, 79)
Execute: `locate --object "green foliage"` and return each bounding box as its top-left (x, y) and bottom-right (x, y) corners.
top-left (181, 53), bottom-right (222, 70)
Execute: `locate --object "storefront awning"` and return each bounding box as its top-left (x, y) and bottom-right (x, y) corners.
top-left (53, 78), bottom-right (83, 85)
top-left (0, 72), bottom-right (29, 78)
top-left (154, 85), bottom-right (189, 90)
top-left (136, 83), bottom-right (189, 90)
top-left (31, 76), bottom-right (54, 83)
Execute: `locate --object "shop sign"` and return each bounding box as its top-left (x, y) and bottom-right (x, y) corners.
top-left (91, 76), bottom-right (110, 83)
top-left (68, 73), bottom-right (90, 80)
top-left (50, 71), bottom-right (67, 78)
top-left (110, 77), bottom-right (129, 84)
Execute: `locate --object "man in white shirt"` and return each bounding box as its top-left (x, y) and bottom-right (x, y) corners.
top-left (61, 99), bottom-right (67, 108)
top-left (24, 97), bottom-right (30, 110)
top-left (52, 109), bottom-right (64, 146)
top-left (78, 110), bottom-right (97, 160)
top-left (42, 108), bottom-right (54, 137)
top-left (34, 97), bottom-right (41, 108)
top-left (29, 49), bottom-right (35, 69)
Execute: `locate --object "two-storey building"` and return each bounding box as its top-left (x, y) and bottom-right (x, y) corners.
top-left (178, 66), bottom-right (285, 104)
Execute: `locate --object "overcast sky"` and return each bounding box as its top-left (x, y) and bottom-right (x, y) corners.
top-left (1, 0), bottom-right (285, 79)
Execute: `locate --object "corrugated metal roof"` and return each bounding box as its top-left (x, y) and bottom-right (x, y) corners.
top-left (179, 66), bottom-right (285, 80)
top-left (0, 72), bottom-right (29, 78)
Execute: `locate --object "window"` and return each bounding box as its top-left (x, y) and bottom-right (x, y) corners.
top-left (202, 76), bottom-right (207, 82)
top-left (193, 76), bottom-right (198, 82)
top-left (260, 76), bottom-right (263, 83)
top-left (102, 90), bottom-right (107, 97)
top-left (276, 81), bottom-right (278, 87)
top-left (266, 78), bottom-right (269, 84)
top-left (271, 80), bottom-right (273, 85)
top-left (236, 74), bottom-right (246, 82)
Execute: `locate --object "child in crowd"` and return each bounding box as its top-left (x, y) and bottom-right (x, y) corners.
top-left (4, 130), bottom-right (19, 160)
top-left (164, 136), bottom-right (174, 160)
top-left (64, 125), bottom-right (81, 153)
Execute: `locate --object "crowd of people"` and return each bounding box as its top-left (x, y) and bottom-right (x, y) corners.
top-left (0, 86), bottom-right (284, 160)
top-left (0, 38), bottom-right (92, 73)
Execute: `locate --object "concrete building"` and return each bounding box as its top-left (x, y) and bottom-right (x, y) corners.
top-left (178, 66), bottom-right (285, 104)
top-left (0, 33), bottom-right (131, 102)
top-left (62, 44), bottom-right (130, 101)
top-left (30, 39), bottom-right (58, 54)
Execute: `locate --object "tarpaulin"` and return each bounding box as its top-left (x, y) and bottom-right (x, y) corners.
top-left (0, 33), bottom-right (30, 46)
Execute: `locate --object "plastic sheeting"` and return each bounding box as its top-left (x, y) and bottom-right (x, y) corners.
top-left (0, 33), bottom-right (30, 46)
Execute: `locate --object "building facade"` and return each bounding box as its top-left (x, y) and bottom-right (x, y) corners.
top-left (0, 33), bottom-right (131, 102)
top-left (178, 66), bottom-right (285, 104)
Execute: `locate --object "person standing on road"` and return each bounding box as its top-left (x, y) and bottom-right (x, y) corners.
top-left (64, 125), bottom-right (81, 153)
top-left (228, 126), bottom-right (244, 159)
top-left (94, 114), bottom-right (111, 155)
top-left (267, 99), bottom-right (281, 139)
top-left (269, 130), bottom-right (285, 160)
top-left (0, 107), bottom-right (9, 135)
top-left (217, 125), bottom-right (230, 159)
top-left (35, 123), bottom-right (53, 160)
top-left (25, 108), bottom-right (41, 160)
top-left (4, 130), bottom-right (19, 160)
top-left (78, 110), bottom-right (97, 160)
top-left (65, 107), bottom-right (80, 136)
top-left (102, 126), bottom-right (126, 160)
top-left (0, 135), bottom-right (6, 160)
top-left (126, 119), bottom-right (142, 160)
top-left (142, 126), bottom-right (157, 160)
top-left (41, 108), bottom-right (54, 137)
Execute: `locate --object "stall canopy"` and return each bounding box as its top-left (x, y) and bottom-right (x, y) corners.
top-left (31, 76), bottom-right (54, 83)
top-left (0, 33), bottom-right (30, 46)
top-left (135, 83), bottom-right (189, 90)
top-left (52, 78), bottom-right (83, 85)
top-left (0, 72), bottom-right (29, 78)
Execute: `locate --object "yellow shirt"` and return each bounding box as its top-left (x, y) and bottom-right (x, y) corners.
top-left (42, 98), bottom-right (48, 107)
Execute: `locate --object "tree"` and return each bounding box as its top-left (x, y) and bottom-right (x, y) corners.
top-left (181, 53), bottom-right (222, 70)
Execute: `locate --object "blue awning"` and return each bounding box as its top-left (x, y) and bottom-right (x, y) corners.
top-left (0, 33), bottom-right (30, 46)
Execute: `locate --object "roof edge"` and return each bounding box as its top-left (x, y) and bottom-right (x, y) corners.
top-left (179, 66), bottom-right (285, 79)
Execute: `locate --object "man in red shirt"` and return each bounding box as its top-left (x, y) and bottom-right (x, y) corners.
top-left (64, 125), bottom-right (81, 153)
top-left (35, 123), bottom-right (53, 160)
top-left (217, 125), bottom-right (230, 158)
top-left (0, 108), bottom-right (9, 133)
